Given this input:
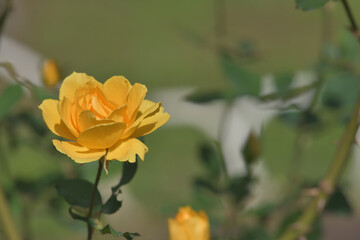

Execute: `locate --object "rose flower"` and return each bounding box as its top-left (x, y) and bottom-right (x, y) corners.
top-left (168, 206), bottom-right (210, 240)
top-left (39, 72), bottom-right (170, 164)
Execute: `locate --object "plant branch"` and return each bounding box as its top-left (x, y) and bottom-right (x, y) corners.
top-left (259, 81), bottom-right (319, 102)
top-left (342, 0), bottom-right (358, 34)
top-left (0, 183), bottom-right (21, 240)
top-left (278, 2), bottom-right (360, 239)
top-left (279, 91), bottom-right (360, 240)
top-left (86, 157), bottom-right (104, 240)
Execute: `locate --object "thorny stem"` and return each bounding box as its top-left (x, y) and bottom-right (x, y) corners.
top-left (86, 157), bottom-right (104, 240)
top-left (279, 1), bottom-right (360, 239)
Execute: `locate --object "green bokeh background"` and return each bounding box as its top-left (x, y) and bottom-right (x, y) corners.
top-left (2, 0), bottom-right (360, 239)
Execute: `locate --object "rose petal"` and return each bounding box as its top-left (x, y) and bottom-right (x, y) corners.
top-left (168, 219), bottom-right (188, 240)
top-left (58, 97), bottom-right (80, 136)
top-left (126, 83), bottom-right (147, 123)
top-left (39, 99), bottom-right (76, 140)
top-left (53, 140), bottom-right (105, 163)
top-left (122, 102), bottom-right (160, 138)
top-left (131, 106), bottom-right (170, 138)
top-left (77, 110), bottom-right (114, 132)
top-left (77, 122), bottom-right (126, 149)
top-left (103, 76), bottom-right (131, 106)
top-left (107, 138), bottom-right (148, 163)
top-left (107, 105), bottom-right (126, 122)
top-left (59, 72), bottom-right (101, 101)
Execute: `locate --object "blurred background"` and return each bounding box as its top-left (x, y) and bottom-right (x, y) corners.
top-left (2, 0), bottom-right (360, 239)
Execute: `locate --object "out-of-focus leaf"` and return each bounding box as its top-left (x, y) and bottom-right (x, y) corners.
top-left (220, 53), bottom-right (260, 95)
top-left (111, 161), bottom-right (138, 193)
top-left (193, 177), bottom-right (220, 194)
top-left (249, 204), bottom-right (277, 218)
top-left (228, 176), bottom-right (252, 203)
top-left (275, 73), bottom-right (293, 94)
top-left (242, 132), bottom-right (261, 167)
top-left (240, 226), bottom-right (272, 240)
top-left (199, 143), bottom-right (221, 177)
top-left (307, 218), bottom-right (323, 240)
top-left (56, 179), bottom-right (102, 209)
top-left (0, 84), bottom-right (23, 119)
top-left (236, 40), bottom-right (257, 58)
top-left (101, 224), bottom-right (140, 239)
top-left (102, 194), bottom-right (122, 214)
top-left (322, 71), bottom-right (360, 115)
top-left (325, 187), bottom-right (352, 215)
top-left (32, 87), bottom-right (56, 101)
top-left (280, 111), bottom-right (321, 130)
top-left (295, 0), bottom-right (329, 11)
top-left (276, 211), bottom-right (302, 237)
top-left (186, 90), bottom-right (226, 103)
top-left (15, 173), bottom-right (63, 196)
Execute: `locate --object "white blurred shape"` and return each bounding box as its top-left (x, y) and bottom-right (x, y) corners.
top-left (148, 87), bottom-right (225, 139)
top-left (0, 35), bottom-right (43, 85)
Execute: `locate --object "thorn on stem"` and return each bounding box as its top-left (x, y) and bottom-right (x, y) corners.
top-left (319, 180), bottom-right (333, 195)
top-left (303, 188), bottom-right (320, 197)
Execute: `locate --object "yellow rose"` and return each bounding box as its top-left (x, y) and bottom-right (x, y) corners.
top-left (39, 72), bottom-right (170, 164)
top-left (168, 206), bottom-right (210, 240)
top-left (42, 59), bottom-right (61, 87)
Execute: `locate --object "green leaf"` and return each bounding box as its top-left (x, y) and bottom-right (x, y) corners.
top-left (325, 187), bottom-right (352, 215)
top-left (102, 194), bottom-right (122, 214)
top-left (323, 71), bottom-right (360, 115)
top-left (68, 206), bottom-right (89, 222)
top-left (186, 90), bottom-right (226, 103)
top-left (32, 87), bottom-right (57, 101)
top-left (101, 224), bottom-right (140, 239)
top-left (199, 143), bottom-right (222, 177)
top-left (296, 0), bottom-right (330, 11)
top-left (111, 161), bottom-right (138, 193)
top-left (228, 176), bottom-right (252, 203)
top-left (220, 53), bottom-right (260, 95)
top-left (193, 177), bottom-right (220, 194)
top-left (274, 73), bottom-right (293, 95)
top-left (240, 226), bottom-right (272, 240)
top-left (0, 84), bottom-right (23, 119)
top-left (55, 179), bottom-right (102, 209)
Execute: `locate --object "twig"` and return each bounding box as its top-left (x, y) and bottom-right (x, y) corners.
top-left (342, 0), bottom-right (358, 33)
top-left (259, 81), bottom-right (318, 102)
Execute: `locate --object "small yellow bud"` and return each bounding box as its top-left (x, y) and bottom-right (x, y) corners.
top-left (42, 59), bottom-right (61, 87)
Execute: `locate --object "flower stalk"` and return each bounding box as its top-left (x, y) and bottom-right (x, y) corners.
top-left (86, 156), bottom-right (104, 240)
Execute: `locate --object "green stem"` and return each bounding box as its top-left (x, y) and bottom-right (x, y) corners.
top-left (279, 91), bottom-right (360, 240)
top-left (279, 2), bottom-right (360, 239)
top-left (0, 183), bottom-right (21, 240)
top-left (259, 82), bottom-right (318, 102)
top-left (86, 158), bottom-right (104, 240)
top-left (342, 0), bottom-right (358, 33)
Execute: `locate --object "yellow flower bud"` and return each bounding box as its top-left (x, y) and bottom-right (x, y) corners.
top-left (42, 59), bottom-right (61, 87)
top-left (168, 206), bottom-right (210, 240)
top-left (39, 72), bottom-right (170, 164)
